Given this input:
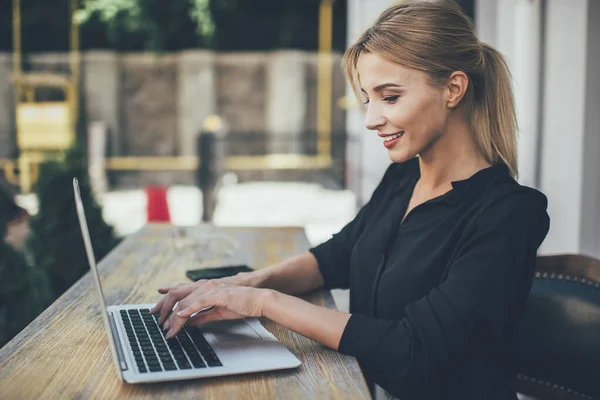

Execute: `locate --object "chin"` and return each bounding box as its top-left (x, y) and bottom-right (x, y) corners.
top-left (387, 148), bottom-right (416, 164)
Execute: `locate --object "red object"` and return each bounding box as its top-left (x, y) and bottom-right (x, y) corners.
top-left (145, 186), bottom-right (171, 223)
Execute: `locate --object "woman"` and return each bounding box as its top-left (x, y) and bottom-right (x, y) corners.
top-left (152, 2), bottom-right (550, 399)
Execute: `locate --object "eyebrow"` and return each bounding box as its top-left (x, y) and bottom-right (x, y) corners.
top-left (360, 83), bottom-right (404, 93)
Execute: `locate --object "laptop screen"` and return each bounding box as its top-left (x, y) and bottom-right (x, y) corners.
top-left (73, 177), bottom-right (123, 375)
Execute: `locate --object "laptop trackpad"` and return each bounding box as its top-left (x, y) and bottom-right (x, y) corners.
top-left (198, 320), bottom-right (261, 343)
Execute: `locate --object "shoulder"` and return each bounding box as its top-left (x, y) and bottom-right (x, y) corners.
top-left (479, 177), bottom-right (548, 217)
top-left (470, 177), bottom-right (550, 243)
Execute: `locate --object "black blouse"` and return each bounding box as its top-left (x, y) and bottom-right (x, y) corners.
top-left (309, 157), bottom-right (550, 400)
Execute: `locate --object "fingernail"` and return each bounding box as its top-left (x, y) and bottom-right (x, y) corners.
top-left (177, 311), bottom-right (185, 317)
top-left (166, 329), bottom-right (173, 339)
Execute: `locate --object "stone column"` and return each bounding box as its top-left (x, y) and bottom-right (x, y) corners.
top-left (266, 51), bottom-right (307, 154)
top-left (0, 53), bottom-right (15, 158)
top-left (177, 50), bottom-right (216, 156)
top-left (539, 0), bottom-right (600, 257)
top-left (83, 51), bottom-right (120, 156)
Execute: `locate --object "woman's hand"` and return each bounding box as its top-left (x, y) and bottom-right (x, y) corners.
top-left (150, 271), bottom-right (261, 325)
top-left (151, 279), bottom-right (274, 339)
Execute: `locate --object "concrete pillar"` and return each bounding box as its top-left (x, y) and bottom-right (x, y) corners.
top-left (346, 0), bottom-right (398, 205)
top-left (83, 52), bottom-right (121, 156)
top-left (177, 50), bottom-right (216, 156)
top-left (88, 121), bottom-right (108, 196)
top-left (0, 53), bottom-right (15, 158)
top-left (266, 51), bottom-right (307, 154)
top-left (539, 0), bottom-right (600, 257)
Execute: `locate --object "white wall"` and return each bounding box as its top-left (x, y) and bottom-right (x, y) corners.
top-left (476, 0), bottom-right (543, 189)
top-left (580, 0), bottom-right (600, 256)
top-left (539, 0), bottom-right (600, 258)
top-left (539, 0), bottom-right (588, 254)
top-left (346, 0), bottom-right (397, 205)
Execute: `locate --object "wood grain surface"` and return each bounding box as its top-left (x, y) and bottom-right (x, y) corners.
top-left (0, 224), bottom-right (370, 400)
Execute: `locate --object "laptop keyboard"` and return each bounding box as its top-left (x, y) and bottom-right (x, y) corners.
top-left (120, 308), bottom-right (222, 373)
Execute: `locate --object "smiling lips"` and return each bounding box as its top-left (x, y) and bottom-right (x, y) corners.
top-left (381, 131), bottom-right (405, 149)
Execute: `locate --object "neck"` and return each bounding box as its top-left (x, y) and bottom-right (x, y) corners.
top-left (417, 114), bottom-right (491, 191)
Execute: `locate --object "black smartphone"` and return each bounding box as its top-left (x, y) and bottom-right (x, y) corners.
top-left (185, 265), bottom-right (254, 281)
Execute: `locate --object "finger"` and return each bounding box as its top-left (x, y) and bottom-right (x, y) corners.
top-left (176, 296), bottom-right (220, 318)
top-left (186, 309), bottom-right (222, 326)
top-left (150, 301), bottom-right (160, 315)
top-left (159, 301), bottom-right (176, 326)
top-left (150, 296), bottom-right (166, 315)
top-left (176, 305), bottom-right (215, 318)
top-left (165, 306), bottom-right (190, 339)
top-left (167, 296), bottom-right (216, 338)
top-left (158, 293), bottom-right (181, 326)
top-left (151, 284), bottom-right (180, 315)
top-left (162, 282), bottom-right (221, 332)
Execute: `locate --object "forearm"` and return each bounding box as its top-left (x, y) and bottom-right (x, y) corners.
top-left (262, 290), bottom-right (351, 351)
top-left (250, 252), bottom-right (325, 296)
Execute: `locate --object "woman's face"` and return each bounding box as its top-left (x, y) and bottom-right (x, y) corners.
top-left (357, 52), bottom-right (450, 163)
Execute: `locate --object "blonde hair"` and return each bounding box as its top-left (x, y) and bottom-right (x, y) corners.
top-left (343, 1), bottom-right (519, 177)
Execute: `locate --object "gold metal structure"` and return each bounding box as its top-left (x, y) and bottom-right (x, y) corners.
top-left (0, 159), bottom-right (17, 184)
top-left (104, 154), bottom-right (333, 172)
top-left (11, 0), bottom-right (80, 193)
top-left (317, 0), bottom-right (335, 161)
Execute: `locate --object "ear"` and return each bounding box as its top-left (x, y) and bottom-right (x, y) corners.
top-left (445, 71), bottom-right (469, 108)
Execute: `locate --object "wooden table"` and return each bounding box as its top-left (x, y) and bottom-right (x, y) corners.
top-left (0, 225), bottom-right (370, 399)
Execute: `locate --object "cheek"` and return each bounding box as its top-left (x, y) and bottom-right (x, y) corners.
top-left (401, 95), bottom-right (445, 137)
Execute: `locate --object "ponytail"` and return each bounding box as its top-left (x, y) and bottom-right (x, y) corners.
top-left (473, 43), bottom-right (519, 178)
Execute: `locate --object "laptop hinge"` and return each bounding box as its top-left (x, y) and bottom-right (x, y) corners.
top-left (109, 312), bottom-right (129, 371)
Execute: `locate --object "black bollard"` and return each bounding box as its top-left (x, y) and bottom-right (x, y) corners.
top-left (196, 117), bottom-right (226, 223)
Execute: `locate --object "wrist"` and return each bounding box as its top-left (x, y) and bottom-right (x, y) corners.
top-left (251, 267), bottom-right (273, 289)
top-left (258, 289), bottom-right (279, 318)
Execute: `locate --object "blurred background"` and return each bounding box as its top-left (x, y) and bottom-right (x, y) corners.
top-left (0, 0), bottom-right (598, 352)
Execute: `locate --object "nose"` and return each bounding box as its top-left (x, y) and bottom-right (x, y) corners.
top-left (364, 104), bottom-right (385, 131)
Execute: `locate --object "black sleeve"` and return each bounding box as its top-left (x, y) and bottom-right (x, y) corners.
top-left (336, 190), bottom-right (550, 393)
top-left (309, 164), bottom-right (395, 290)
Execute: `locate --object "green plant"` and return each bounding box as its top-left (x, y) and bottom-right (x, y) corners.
top-left (0, 214), bottom-right (52, 348)
top-left (27, 145), bottom-right (120, 298)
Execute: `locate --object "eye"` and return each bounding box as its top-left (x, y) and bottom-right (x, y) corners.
top-left (383, 95), bottom-right (400, 104)
top-left (362, 99), bottom-right (370, 105)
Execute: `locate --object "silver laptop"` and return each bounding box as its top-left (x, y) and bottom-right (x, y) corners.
top-left (73, 178), bottom-right (301, 384)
